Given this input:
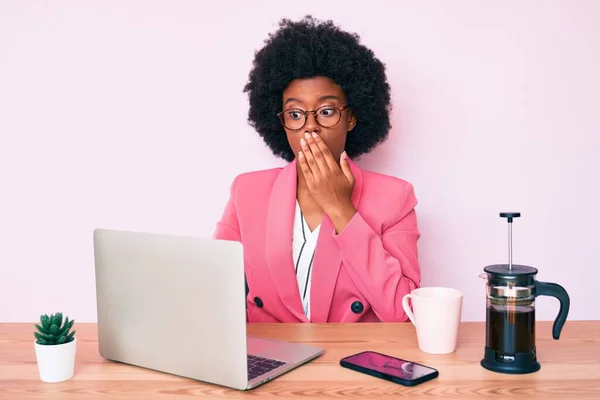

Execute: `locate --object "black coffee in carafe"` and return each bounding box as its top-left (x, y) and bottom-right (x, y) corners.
top-left (480, 213), bottom-right (570, 374)
top-left (487, 306), bottom-right (534, 354)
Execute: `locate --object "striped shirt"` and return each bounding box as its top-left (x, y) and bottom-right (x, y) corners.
top-left (292, 201), bottom-right (320, 320)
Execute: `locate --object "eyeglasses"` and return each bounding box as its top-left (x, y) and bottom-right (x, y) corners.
top-left (277, 105), bottom-right (350, 131)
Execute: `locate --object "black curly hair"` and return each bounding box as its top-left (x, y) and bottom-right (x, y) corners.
top-left (243, 15), bottom-right (392, 162)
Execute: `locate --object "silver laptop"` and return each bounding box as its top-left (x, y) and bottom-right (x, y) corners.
top-left (93, 228), bottom-right (323, 390)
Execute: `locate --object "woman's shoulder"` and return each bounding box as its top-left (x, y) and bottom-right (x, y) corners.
top-left (361, 169), bottom-right (416, 195)
top-left (229, 167), bottom-right (283, 193)
top-left (359, 169), bottom-right (418, 217)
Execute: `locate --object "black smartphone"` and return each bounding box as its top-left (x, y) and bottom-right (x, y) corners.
top-left (340, 351), bottom-right (439, 386)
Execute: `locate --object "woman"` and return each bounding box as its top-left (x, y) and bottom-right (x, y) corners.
top-left (214, 16), bottom-right (420, 323)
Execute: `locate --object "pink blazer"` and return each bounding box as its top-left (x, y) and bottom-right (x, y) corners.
top-left (213, 158), bottom-right (420, 323)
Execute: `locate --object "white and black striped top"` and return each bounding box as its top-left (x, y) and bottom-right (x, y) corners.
top-left (292, 201), bottom-right (320, 321)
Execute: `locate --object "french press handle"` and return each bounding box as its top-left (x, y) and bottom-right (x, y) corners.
top-left (534, 281), bottom-right (570, 339)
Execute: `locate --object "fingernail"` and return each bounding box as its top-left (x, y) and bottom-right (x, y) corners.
top-left (298, 151), bottom-right (304, 158)
top-left (300, 138), bottom-right (307, 147)
top-left (312, 132), bottom-right (318, 138)
top-left (304, 131), bottom-right (311, 139)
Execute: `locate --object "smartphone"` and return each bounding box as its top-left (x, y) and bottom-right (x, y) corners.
top-left (340, 351), bottom-right (439, 386)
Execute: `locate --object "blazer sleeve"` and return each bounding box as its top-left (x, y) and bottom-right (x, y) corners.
top-left (213, 176), bottom-right (250, 320)
top-left (332, 182), bottom-right (420, 322)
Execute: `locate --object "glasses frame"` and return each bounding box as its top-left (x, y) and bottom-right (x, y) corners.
top-left (277, 105), bottom-right (350, 131)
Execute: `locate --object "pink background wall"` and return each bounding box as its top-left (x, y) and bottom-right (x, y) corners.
top-left (1, 1), bottom-right (598, 322)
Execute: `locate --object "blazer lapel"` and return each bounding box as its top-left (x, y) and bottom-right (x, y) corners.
top-left (265, 161), bottom-right (309, 322)
top-left (310, 158), bottom-right (363, 322)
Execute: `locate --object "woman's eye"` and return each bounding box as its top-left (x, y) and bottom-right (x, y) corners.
top-left (319, 108), bottom-right (335, 117)
top-left (288, 111), bottom-right (303, 120)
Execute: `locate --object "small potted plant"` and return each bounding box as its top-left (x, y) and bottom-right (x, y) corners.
top-left (33, 312), bottom-right (77, 383)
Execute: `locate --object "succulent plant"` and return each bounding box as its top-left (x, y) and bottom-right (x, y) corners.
top-left (34, 312), bottom-right (76, 345)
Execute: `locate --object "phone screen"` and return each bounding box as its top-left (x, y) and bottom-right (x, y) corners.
top-left (342, 351), bottom-right (436, 381)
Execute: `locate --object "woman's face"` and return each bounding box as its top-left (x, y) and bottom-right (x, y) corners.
top-left (281, 76), bottom-right (356, 163)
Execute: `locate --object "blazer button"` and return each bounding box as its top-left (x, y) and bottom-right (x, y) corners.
top-left (351, 301), bottom-right (364, 314)
top-left (254, 297), bottom-right (264, 308)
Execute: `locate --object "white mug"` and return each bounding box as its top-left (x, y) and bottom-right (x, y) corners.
top-left (402, 287), bottom-right (464, 354)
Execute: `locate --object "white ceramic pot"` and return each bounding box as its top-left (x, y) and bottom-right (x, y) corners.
top-left (34, 337), bottom-right (77, 383)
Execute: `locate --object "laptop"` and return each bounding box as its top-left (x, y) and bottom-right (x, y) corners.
top-left (92, 228), bottom-right (323, 390)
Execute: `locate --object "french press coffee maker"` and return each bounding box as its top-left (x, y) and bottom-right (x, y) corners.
top-left (480, 212), bottom-right (570, 374)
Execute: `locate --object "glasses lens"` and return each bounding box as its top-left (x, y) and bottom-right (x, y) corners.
top-left (316, 107), bottom-right (341, 127)
top-left (282, 110), bottom-right (306, 130)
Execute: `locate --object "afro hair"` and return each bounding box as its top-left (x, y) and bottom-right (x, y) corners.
top-left (243, 15), bottom-right (392, 162)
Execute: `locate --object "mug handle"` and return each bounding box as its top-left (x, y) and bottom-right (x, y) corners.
top-left (402, 294), bottom-right (416, 326)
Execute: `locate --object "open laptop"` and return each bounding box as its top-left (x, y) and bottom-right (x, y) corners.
top-left (92, 228), bottom-right (323, 390)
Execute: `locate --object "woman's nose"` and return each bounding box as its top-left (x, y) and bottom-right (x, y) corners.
top-left (303, 113), bottom-right (320, 133)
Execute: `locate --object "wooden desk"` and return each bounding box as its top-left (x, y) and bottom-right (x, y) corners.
top-left (1, 322), bottom-right (599, 399)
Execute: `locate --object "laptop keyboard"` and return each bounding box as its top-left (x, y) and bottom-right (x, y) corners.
top-left (247, 355), bottom-right (286, 380)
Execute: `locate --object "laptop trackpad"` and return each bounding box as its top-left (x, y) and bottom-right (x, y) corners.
top-left (247, 336), bottom-right (323, 364)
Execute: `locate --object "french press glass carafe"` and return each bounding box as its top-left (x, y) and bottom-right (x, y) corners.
top-left (480, 213), bottom-right (570, 374)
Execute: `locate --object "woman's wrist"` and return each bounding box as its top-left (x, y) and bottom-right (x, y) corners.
top-left (326, 203), bottom-right (357, 234)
